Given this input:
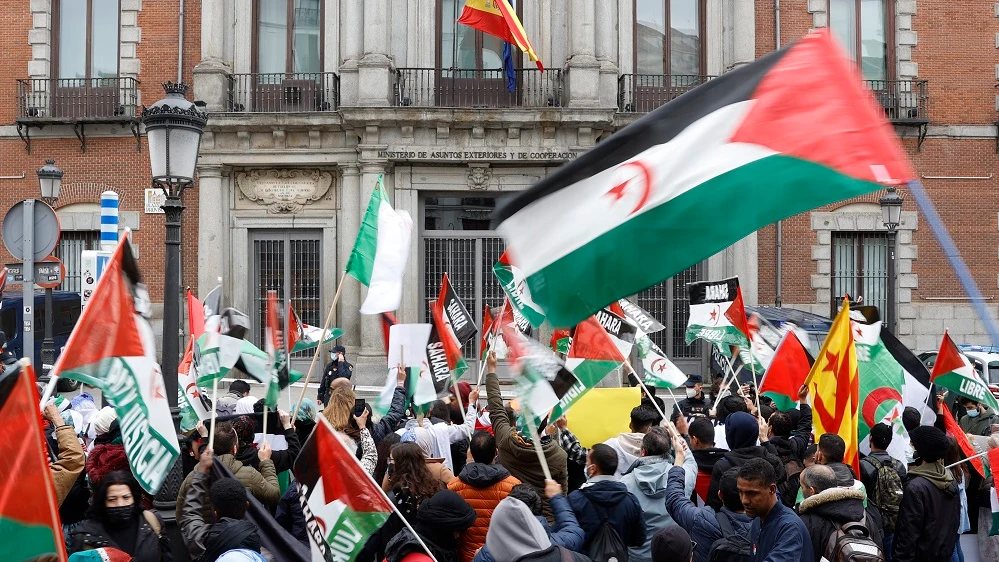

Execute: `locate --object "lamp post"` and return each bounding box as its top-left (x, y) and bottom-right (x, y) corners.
top-left (880, 186), bottom-right (903, 333)
top-left (37, 160), bottom-right (62, 375)
top-left (142, 82), bottom-right (207, 422)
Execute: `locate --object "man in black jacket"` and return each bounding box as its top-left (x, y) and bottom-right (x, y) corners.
top-left (566, 443), bottom-right (645, 551)
top-left (707, 411), bottom-right (787, 511)
top-left (859, 423), bottom-right (906, 558)
top-left (317, 345), bottom-right (352, 406)
top-left (797, 464), bottom-right (884, 562)
top-left (893, 426), bottom-right (960, 562)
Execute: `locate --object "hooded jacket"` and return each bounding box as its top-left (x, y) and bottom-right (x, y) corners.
top-left (67, 509), bottom-right (171, 561)
top-left (447, 462), bottom-right (521, 562)
top-left (797, 487), bottom-right (884, 562)
top-left (475, 497), bottom-right (591, 562)
top-left (603, 433), bottom-right (645, 478)
top-left (472, 493), bottom-right (586, 562)
top-left (692, 447), bottom-right (728, 503)
top-left (51, 424), bottom-right (85, 505)
top-left (892, 461), bottom-right (961, 562)
top-left (957, 405), bottom-right (997, 436)
top-left (485, 372), bottom-right (568, 515)
top-left (706, 446), bottom-right (787, 511)
top-left (176, 454), bottom-right (280, 522)
top-left (621, 454), bottom-right (697, 562)
top-left (567, 477), bottom-right (645, 551)
top-left (663, 466), bottom-right (752, 562)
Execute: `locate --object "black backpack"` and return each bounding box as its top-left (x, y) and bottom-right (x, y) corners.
top-left (708, 511), bottom-right (753, 562)
top-left (824, 515), bottom-right (885, 562)
top-left (587, 501), bottom-right (629, 562)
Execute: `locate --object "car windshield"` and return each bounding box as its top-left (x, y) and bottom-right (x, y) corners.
top-left (989, 362), bottom-right (999, 384)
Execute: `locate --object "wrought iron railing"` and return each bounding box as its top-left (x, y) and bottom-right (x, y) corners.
top-left (16, 77), bottom-right (140, 120)
top-left (617, 74), bottom-right (714, 113)
top-left (394, 68), bottom-right (563, 108)
top-left (865, 79), bottom-right (929, 124)
top-left (226, 72), bottom-right (339, 113)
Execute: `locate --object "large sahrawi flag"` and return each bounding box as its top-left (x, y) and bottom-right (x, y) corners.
top-left (295, 418), bottom-right (393, 561)
top-left (493, 29), bottom-right (915, 327)
top-left (686, 277), bottom-right (751, 347)
top-left (51, 236), bottom-right (179, 494)
top-left (347, 174), bottom-right (414, 314)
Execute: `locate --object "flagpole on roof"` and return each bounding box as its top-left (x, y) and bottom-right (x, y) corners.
top-left (292, 271), bottom-right (348, 421)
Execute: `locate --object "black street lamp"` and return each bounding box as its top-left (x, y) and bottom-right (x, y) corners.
top-left (880, 186), bottom-right (904, 333)
top-left (142, 82), bottom-right (207, 422)
top-left (37, 159), bottom-right (62, 374)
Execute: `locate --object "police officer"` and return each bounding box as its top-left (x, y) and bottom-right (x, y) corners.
top-left (318, 344), bottom-right (353, 406)
top-left (677, 374), bottom-right (710, 419)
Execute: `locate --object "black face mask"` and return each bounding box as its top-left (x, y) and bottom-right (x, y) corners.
top-left (105, 505), bottom-right (136, 528)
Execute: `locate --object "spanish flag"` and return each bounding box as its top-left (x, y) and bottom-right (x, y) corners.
top-left (804, 297), bottom-right (860, 476)
top-left (458, 0), bottom-right (544, 70)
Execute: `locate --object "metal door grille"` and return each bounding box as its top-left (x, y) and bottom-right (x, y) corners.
top-left (636, 263), bottom-right (704, 361)
top-left (54, 231), bottom-right (100, 293)
top-left (251, 232), bottom-right (322, 357)
top-left (831, 232), bottom-right (888, 316)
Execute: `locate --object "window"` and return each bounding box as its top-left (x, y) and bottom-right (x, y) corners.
top-left (54, 231), bottom-right (101, 294)
top-left (254, 0), bottom-right (322, 75)
top-left (828, 0), bottom-right (889, 81)
top-left (636, 264), bottom-right (704, 360)
top-left (54, 0), bottom-right (120, 79)
top-left (251, 232), bottom-right (322, 356)
top-left (634, 0), bottom-right (704, 76)
top-left (831, 232), bottom-right (888, 317)
top-left (439, 0), bottom-right (513, 73)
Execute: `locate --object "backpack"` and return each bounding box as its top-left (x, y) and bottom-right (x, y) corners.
top-left (777, 457), bottom-right (805, 508)
top-left (708, 511), bottom-right (753, 562)
top-left (824, 515), bottom-right (885, 562)
top-left (586, 501), bottom-right (629, 562)
top-left (865, 456), bottom-right (902, 533)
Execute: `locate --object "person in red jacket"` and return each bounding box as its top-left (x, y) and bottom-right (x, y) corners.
top-left (448, 430), bottom-right (521, 562)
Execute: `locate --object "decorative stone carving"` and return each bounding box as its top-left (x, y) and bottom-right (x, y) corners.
top-left (235, 169), bottom-right (334, 213)
top-left (467, 166), bottom-right (493, 190)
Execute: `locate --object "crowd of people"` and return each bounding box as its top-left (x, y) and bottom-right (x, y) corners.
top-left (33, 346), bottom-right (999, 562)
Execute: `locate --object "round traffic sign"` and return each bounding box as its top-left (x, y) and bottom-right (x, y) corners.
top-left (36, 256), bottom-right (66, 290)
top-left (1, 200), bottom-right (60, 261)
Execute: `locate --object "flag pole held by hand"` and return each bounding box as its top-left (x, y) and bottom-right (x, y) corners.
top-left (522, 408), bottom-right (553, 481)
top-left (293, 271), bottom-right (348, 420)
top-left (624, 361), bottom-right (681, 438)
top-left (208, 276), bottom-right (223, 452)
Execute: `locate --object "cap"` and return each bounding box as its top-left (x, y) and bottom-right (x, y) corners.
top-left (332, 344), bottom-right (346, 354)
top-left (684, 373), bottom-right (703, 387)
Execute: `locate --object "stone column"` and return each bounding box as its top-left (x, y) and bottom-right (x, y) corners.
top-left (192, 0), bottom-right (231, 111)
top-left (339, 0), bottom-right (364, 106)
top-left (359, 0), bottom-right (393, 106)
top-left (337, 166), bottom-right (362, 350)
top-left (594, 0), bottom-right (619, 107)
top-left (357, 163), bottom-right (387, 365)
top-left (730, 0), bottom-right (756, 70)
top-left (567, 0), bottom-right (600, 107)
top-left (196, 165), bottom-right (227, 297)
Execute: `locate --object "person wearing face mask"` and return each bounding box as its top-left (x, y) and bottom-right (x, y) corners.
top-left (318, 344), bottom-right (352, 406)
top-left (677, 374), bottom-right (711, 419)
top-left (567, 443), bottom-right (646, 552)
top-left (66, 471), bottom-right (172, 560)
top-left (956, 396), bottom-right (997, 436)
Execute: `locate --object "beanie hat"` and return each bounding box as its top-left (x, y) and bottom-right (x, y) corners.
top-left (870, 423), bottom-right (893, 450)
top-left (725, 411), bottom-right (760, 450)
top-left (651, 525), bottom-right (693, 562)
top-left (91, 406), bottom-right (118, 436)
top-left (416, 489), bottom-right (476, 531)
top-left (68, 547), bottom-right (132, 562)
top-left (908, 425), bottom-right (949, 463)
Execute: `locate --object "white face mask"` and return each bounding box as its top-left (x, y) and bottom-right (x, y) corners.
top-left (686, 388), bottom-right (697, 398)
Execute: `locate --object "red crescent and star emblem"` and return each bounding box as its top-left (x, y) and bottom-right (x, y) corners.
top-left (708, 305), bottom-right (720, 325)
top-left (651, 358), bottom-right (667, 373)
top-left (604, 160), bottom-right (653, 215)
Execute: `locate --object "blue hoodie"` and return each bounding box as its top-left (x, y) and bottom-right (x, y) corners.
top-left (663, 466), bottom-right (753, 562)
top-left (621, 453), bottom-right (698, 562)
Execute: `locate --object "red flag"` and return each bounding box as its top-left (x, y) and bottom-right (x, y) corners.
top-left (430, 299), bottom-right (465, 373)
top-left (480, 305), bottom-right (495, 360)
top-left (940, 402), bottom-right (987, 478)
top-left (187, 289), bottom-right (206, 339)
top-left (380, 312), bottom-right (398, 356)
top-left (569, 316), bottom-right (628, 365)
top-left (724, 286), bottom-right (751, 343)
top-left (550, 327), bottom-right (571, 353)
top-left (759, 331), bottom-right (813, 412)
top-left (286, 302), bottom-right (302, 353)
top-left (0, 363), bottom-right (68, 561)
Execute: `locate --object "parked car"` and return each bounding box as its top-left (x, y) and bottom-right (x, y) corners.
top-left (1, 291), bottom-right (83, 391)
top-left (746, 306), bottom-right (833, 357)
top-left (917, 345), bottom-right (999, 403)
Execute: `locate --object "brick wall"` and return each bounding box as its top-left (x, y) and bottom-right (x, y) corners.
top-left (0, 1), bottom-right (203, 305)
top-left (754, 0), bottom-right (999, 350)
